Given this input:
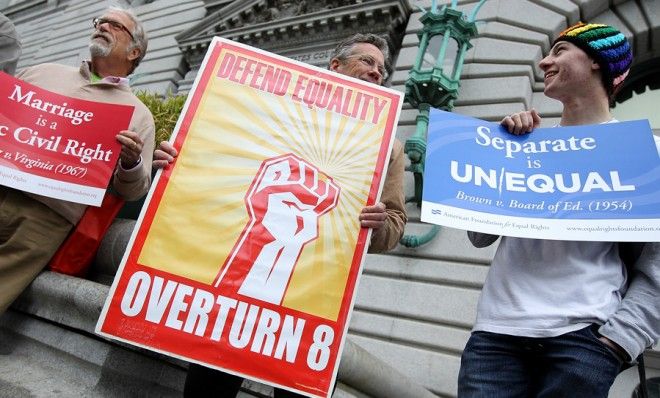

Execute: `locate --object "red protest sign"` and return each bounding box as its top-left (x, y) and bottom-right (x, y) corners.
top-left (96, 38), bottom-right (403, 397)
top-left (0, 72), bottom-right (134, 206)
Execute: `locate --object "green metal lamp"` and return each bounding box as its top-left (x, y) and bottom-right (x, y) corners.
top-left (400, 0), bottom-right (486, 248)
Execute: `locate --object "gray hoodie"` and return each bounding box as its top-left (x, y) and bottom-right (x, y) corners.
top-left (468, 231), bottom-right (659, 362)
top-left (599, 241), bottom-right (660, 362)
top-left (0, 12), bottom-right (21, 75)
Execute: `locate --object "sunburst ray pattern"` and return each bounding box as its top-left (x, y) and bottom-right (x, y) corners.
top-left (139, 45), bottom-right (395, 320)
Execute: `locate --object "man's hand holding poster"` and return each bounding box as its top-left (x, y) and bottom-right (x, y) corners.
top-left (422, 110), bottom-right (660, 241)
top-left (96, 38), bottom-right (402, 398)
top-left (0, 72), bottom-right (133, 206)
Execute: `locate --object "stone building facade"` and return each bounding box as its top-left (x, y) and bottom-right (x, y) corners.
top-left (1, 0), bottom-right (658, 397)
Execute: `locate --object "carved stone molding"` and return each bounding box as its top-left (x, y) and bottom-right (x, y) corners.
top-left (176, 0), bottom-right (411, 92)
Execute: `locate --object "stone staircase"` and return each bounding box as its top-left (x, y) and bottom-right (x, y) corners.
top-left (0, 272), bottom-right (188, 398)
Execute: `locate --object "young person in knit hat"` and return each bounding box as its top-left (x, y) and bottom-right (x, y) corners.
top-left (458, 22), bottom-right (660, 397)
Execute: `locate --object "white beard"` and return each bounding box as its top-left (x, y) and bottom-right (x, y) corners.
top-left (89, 40), bottom-right (111, 58)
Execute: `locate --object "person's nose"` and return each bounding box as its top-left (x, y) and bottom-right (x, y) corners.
top-left (367, 67), bottom-right (382, 84)
top-left (539, 54), bottom-right (551, 71)
top-left (95, 20), bottom-right (112, 34)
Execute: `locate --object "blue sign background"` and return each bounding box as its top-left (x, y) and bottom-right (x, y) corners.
top-left (423, 110), bottom-right (660, 220)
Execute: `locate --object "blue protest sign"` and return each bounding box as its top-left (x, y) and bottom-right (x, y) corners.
top-left (421, 110), bottom-right (660, 241)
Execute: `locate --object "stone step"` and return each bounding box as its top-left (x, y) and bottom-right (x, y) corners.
top-left (0, 311), bottom-right (185, 398)
top-left (1, 271), bottom-right (430, 398)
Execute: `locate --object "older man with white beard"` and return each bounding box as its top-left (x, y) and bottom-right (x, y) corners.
top-left (0, 6), bottom-right (155, 314)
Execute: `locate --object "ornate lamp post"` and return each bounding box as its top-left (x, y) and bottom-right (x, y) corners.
top-left (400, 0), bottom-right (487, 248)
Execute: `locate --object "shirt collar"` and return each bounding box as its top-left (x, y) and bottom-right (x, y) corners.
top-left (80, 61), bottom-right (130, 87)
top-left (556, 118), bottom-right (617, 127)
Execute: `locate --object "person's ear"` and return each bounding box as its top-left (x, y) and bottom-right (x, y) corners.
top-left (127, 47), bottom-right (141, 63)
top-left (329, 58), bottom-right (341, 72)
top-left (591, 59), bottom-right (600, 70)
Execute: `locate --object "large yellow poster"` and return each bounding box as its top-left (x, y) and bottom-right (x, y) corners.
top-left (97, 37), bottom-right (402, 398)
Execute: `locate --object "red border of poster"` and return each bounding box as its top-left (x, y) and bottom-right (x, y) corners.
top-left (96, 38), bottom-right (402, 397)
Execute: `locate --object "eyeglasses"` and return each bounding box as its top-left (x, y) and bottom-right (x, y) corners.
top-left (93, 17), bottom-right (134, 41)
top-left (345, 54), bottom-right (388, 80)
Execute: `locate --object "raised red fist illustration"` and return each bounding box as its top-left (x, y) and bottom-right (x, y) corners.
top-left (214, 154), bottom-right (340, 304)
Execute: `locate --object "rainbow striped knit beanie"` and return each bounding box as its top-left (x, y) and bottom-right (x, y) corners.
top-left (554, 22), bottom-right (633, 95)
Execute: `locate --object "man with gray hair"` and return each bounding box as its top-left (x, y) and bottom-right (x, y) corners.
top-left (0, 6), bottom-right (155, 314)
top-left (0, 11), bottom-right (21, 75)
top-left (327, 32), bottom-right (390, 85)
top-left (88, 6), bottom-right (148, 77)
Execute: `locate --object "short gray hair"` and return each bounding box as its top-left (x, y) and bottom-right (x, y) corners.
top-left (329, 33), bottom-right (391, 79)
top-left (108, 6), bottom-right (148, 74)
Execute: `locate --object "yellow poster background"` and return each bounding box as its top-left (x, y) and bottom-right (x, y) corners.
top-left (139, 47), bottom-right (391, 320)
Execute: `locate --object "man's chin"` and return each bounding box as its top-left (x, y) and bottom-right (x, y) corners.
top-left (89, 42), bottom-right (111, 58)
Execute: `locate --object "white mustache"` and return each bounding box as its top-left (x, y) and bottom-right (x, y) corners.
top-left (92, 32), bottom-right (111, 42)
